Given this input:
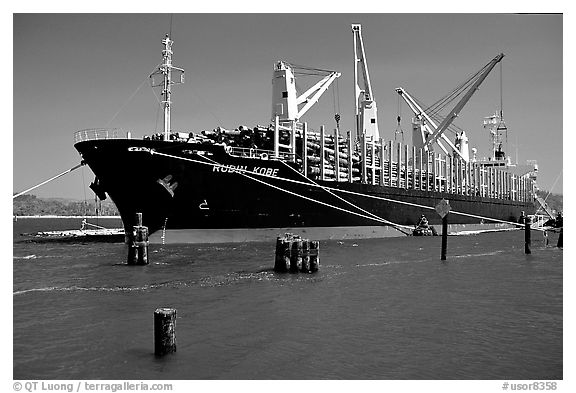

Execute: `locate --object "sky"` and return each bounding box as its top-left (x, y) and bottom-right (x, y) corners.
top-left (12, 12), bottom-right (563, 200)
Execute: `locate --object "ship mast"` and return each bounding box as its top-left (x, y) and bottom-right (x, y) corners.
top-left (150, 34), bottom-right (185, 141)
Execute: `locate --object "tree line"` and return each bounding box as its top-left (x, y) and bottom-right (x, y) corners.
top-left (13, 194), bottom-right (119, 216)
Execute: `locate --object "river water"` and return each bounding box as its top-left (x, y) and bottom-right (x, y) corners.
top-left (13, 218), bottom-right (562, 380)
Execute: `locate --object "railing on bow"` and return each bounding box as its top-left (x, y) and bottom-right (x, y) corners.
top-left (74, 128), bottom-right (130, 144)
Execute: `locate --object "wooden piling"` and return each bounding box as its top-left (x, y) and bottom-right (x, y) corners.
top-left (154, 308), bottom-right (177, 356)
top-left (274, 235), bottom-right (318, 273)
top-left (127, 229), bottom-right (137, 265)
top-left (441, 214), bottom-right (448, 261)
top-left (290, 239), bottom-right (303, 272)
top-left (525, 216), bottom-right (532, 254)
top-left (309, 241), bottom-right (320, 272)
top-left (134, 226), bottom-right (149, 265)
top-left (274, 236), bottom-right (289, 272)
top-left (301, 241), bottom-right (311, 272)
top-left (128, 212), bottom-right (149, 265)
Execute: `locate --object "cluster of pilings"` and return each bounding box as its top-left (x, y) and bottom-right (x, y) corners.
top-left (127, 213), bottom-right (149, 265)
top-left (274, 233), bottom-right (319, 273)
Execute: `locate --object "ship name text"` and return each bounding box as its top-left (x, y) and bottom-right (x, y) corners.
top-left (213, 164), bottom-right (279, 177)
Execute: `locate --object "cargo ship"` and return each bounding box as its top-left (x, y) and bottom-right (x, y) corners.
top-left (74, 24), bottom-right (541, 244)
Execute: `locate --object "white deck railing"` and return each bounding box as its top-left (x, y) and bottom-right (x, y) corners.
top-left (74, 128), bottom-right (130, 144)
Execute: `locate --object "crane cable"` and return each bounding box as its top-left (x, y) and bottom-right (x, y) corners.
top-left (332, 77), bottom-right (341, 130)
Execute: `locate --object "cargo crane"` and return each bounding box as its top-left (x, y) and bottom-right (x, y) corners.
top-left (271, 61), bottom-right (340, 122)
top-left (352, 24), bottom-right (379, 140)
top-left (395, 87), bottom-right (468, 161)
top-left (423, 53), bottom-right (505, 152)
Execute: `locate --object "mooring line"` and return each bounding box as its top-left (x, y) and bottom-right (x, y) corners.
top-left (279, 161), bottom-right (412, 235)
top-left (191, 153), bottom-right (398, 227)
top-left (13, 162), bottom-right (86, 199)
top-left (144, 149), bottom-right (536, 230)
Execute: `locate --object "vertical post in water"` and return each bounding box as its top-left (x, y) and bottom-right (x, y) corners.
top-left (301, 240), bottom-right (311, 272)
top-left (128, 212), bottom-right (149, 265)
top-left (441, 213), bottom-right (448, 261)
top-left (310, 241), bottom-right (320, 272)
top-left (154, 308), bottom-right (177, 356)
top-left (290, 238), bottom-right (303, 272)
top-left (134, 226), bottom-right (149, 265)
top-left (525, 216), bottom-right (532, 254)
top-left (274, 236), bottom-right (290, 272)
top-left (127, 229), bottom-right (137, 265)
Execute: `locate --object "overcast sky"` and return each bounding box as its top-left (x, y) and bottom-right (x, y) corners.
top-left (13, 12), bottom-right (563, 199)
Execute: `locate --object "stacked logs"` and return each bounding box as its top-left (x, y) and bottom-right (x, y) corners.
top-left (274, 233), bottom-right (319, 273)
top-left (305, 134), bottom-right (361, 181)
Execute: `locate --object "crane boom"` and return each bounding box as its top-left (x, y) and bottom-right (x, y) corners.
top-left (271, 61), bottom-right (340, 122)
top-left (296, 71), bottom-right (341, 119)
top-left (396, 87), bottom-right (468, 160)
top-left (424, 53), bottom-right (504, 150)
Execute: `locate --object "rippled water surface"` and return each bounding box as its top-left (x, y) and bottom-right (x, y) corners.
top-left (13, 218), bottom-right (562, 379)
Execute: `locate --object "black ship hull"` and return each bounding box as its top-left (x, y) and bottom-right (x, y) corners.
top-left (75, 138), bottom-right (534, 244)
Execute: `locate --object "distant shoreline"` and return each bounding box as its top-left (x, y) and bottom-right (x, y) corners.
top-left (13, 215), bottom-right (121, 219)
